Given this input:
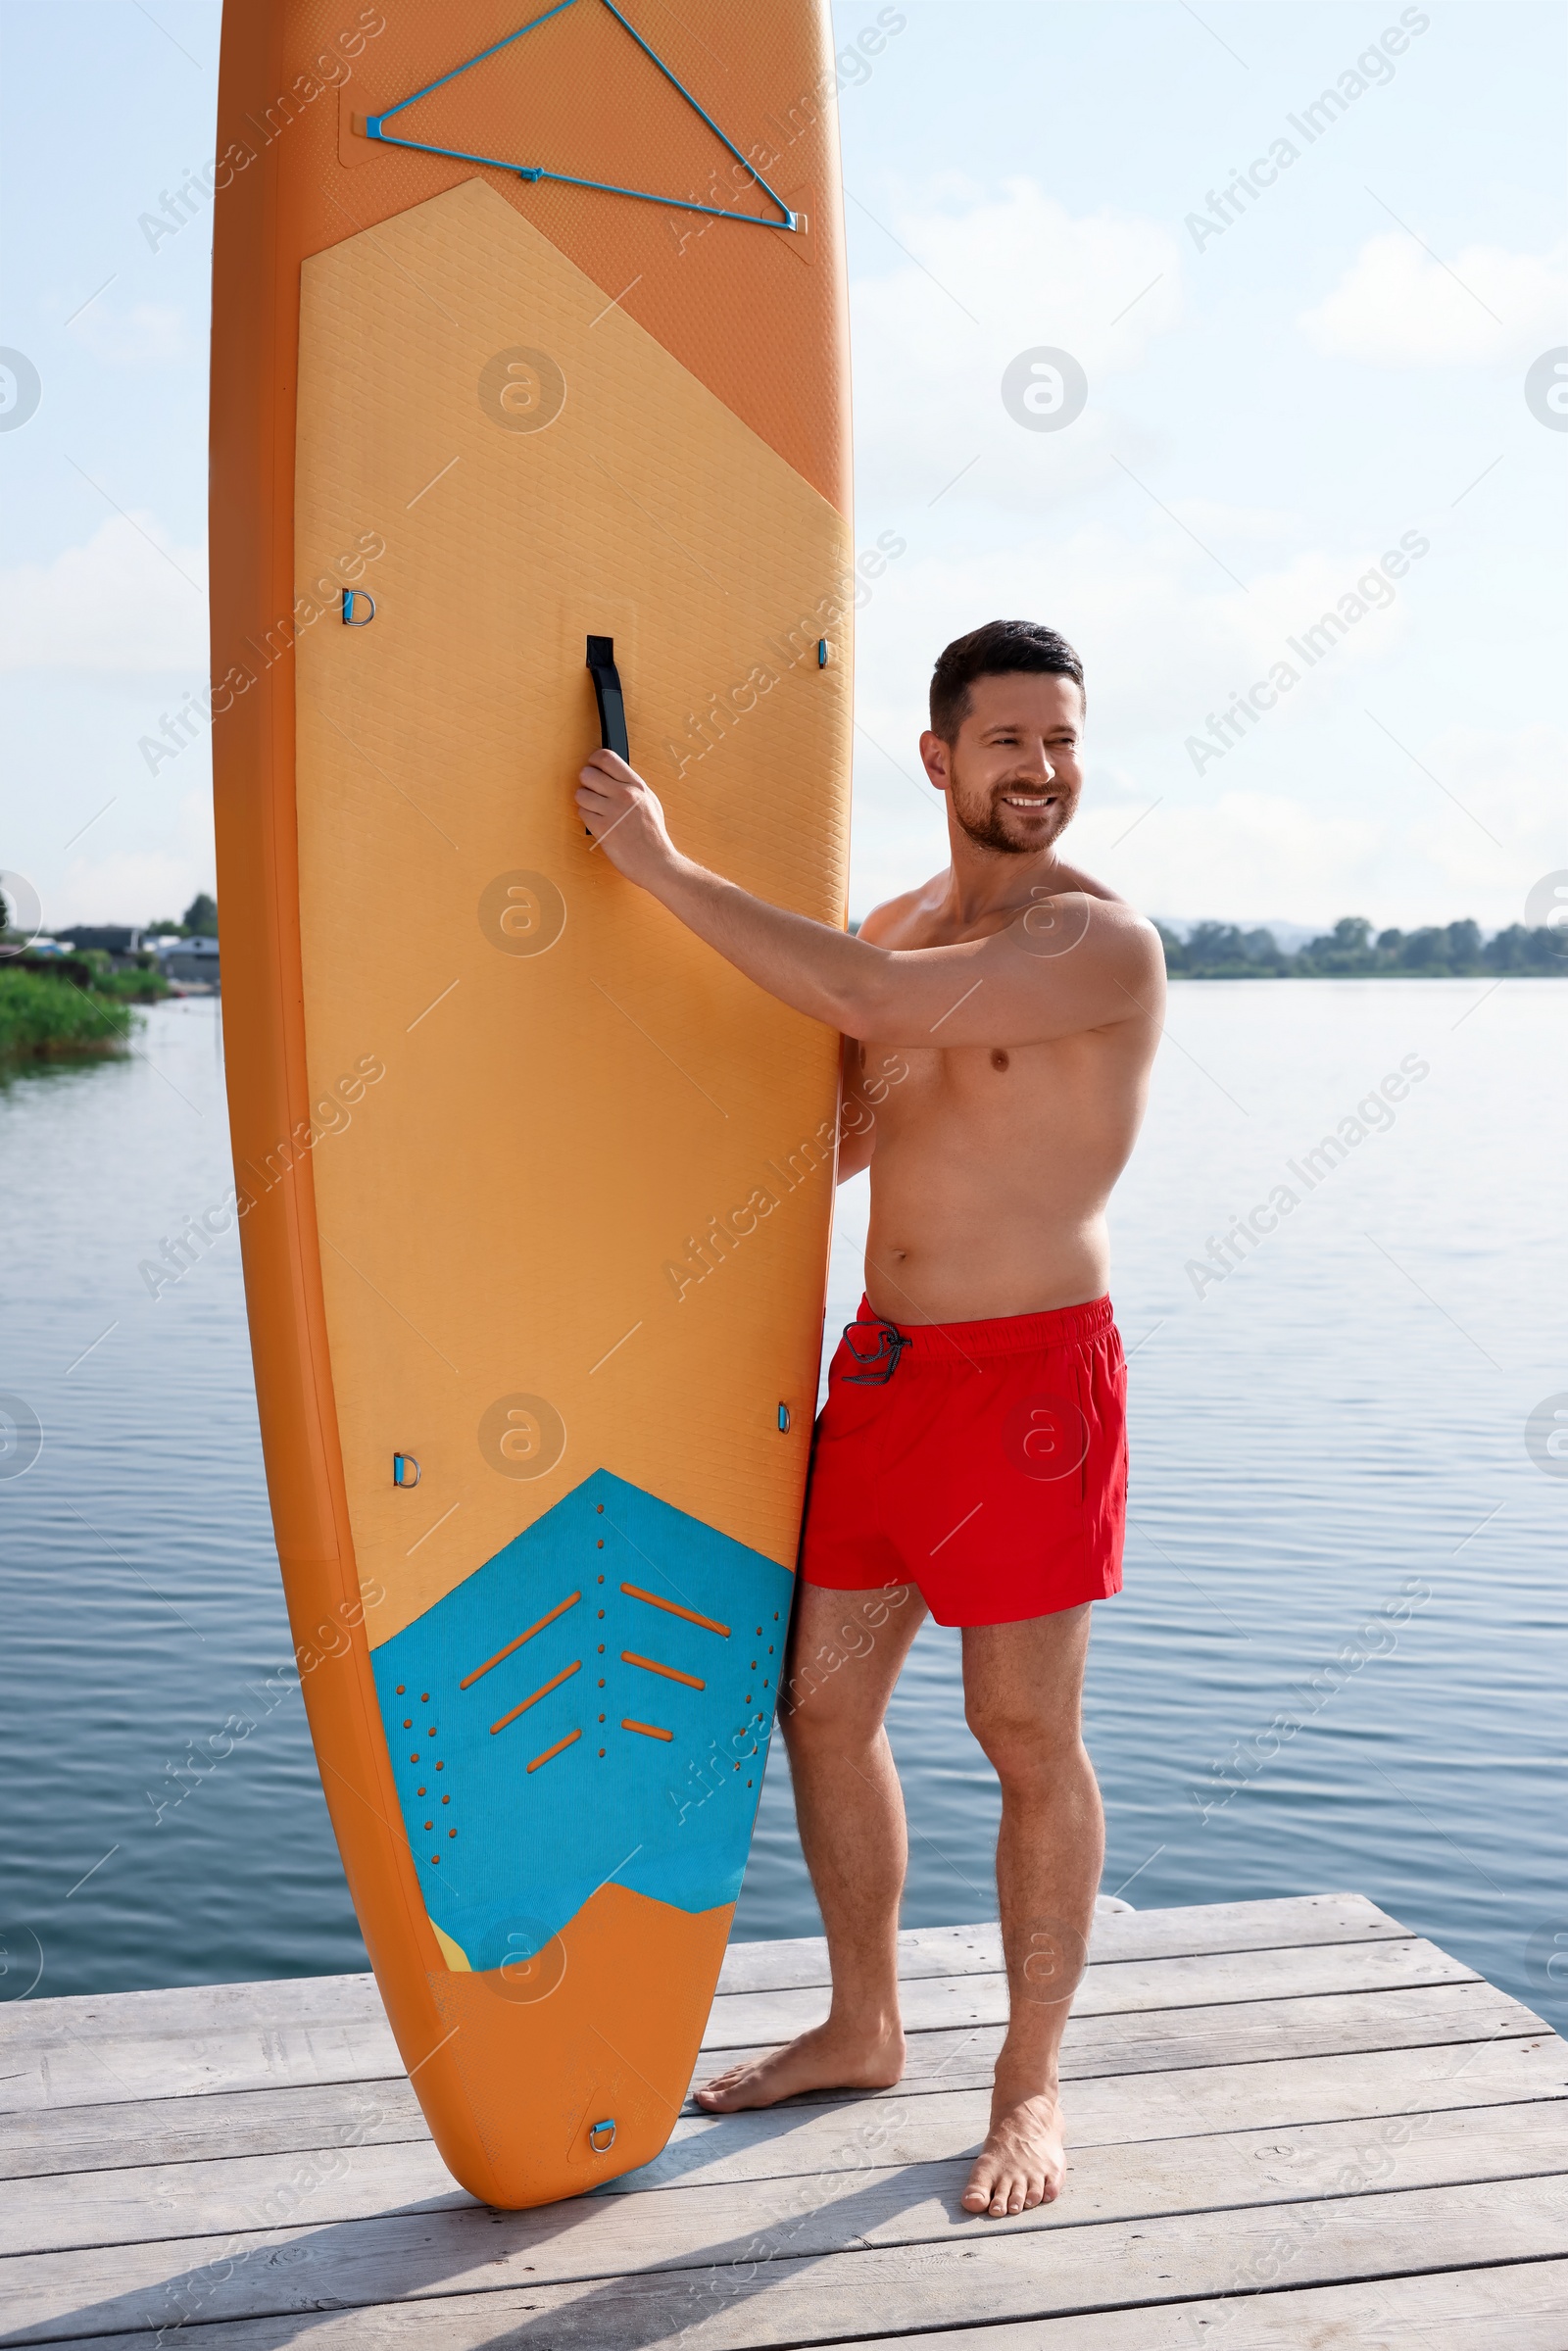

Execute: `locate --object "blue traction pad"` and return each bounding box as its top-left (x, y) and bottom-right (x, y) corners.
top-left (369, 1469), bottom-right (794, 1975)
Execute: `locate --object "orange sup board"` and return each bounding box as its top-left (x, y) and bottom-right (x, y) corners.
top-left (210, 0), bottom-right (851, 2205)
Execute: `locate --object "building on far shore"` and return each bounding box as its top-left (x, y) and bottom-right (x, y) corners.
top-left (31, 930), bottom-right (220, 991)
top-left (36, 926), bottom-right (144, 958)
top-left (153, 936), bottom-right (220, 990)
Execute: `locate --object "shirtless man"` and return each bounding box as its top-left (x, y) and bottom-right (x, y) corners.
top-left (575, 617), bottom-right (1163, 2219)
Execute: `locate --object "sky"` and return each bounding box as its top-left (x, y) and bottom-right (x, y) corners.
top-left (1, 0), bottom-right (1564, 932)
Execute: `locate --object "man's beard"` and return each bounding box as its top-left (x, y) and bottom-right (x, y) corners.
top-left (951, 778), bottom-right (1071, 857)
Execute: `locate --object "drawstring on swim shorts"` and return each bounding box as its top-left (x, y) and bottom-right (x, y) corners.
top-left (840, 1316), bottom-right (910, 1385)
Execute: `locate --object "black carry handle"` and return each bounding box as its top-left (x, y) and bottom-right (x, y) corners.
top-left (586, 635), bottom-right (629, 761)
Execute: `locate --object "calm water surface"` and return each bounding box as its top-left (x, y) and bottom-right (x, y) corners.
top-left (2, 987), bottom-right (1563, 2033)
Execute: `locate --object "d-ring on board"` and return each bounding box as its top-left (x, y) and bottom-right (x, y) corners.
top-left (357, 0), bottom-right (800, 232)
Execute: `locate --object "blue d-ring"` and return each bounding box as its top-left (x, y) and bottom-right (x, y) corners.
top-left (588, 2116), bottom-right (616, 2152)
top-left (342, 588), bottom-right (376, 626)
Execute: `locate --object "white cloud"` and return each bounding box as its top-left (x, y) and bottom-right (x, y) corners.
top-left (847, 713), bottom-right (1564, 932)
top-left (1161, 501), bottom-right (1303, 543)
top-left (54, 791), bottom-right (216, 930)
top-left (1073, 790), bottom-right (1386, 922)
top-left (0, 514), bottom-right (207, 672)
top-left (842, 529), bottom-right (1543, 928)
top-left (845, 740), bottom-right (1397, 928)
top-left (850, 520), bottom-right (1426, 782)
top-left (851, 178), bottom-right (1185, 508)
top-left (872, 177), bottom-right (1184, 371)
top-left (1298, 233), bottom-right (1568, 367)
top-left (1384, 722), bottom-right (1567, 900)
top-left (68, 300), bottom-right (192, 367)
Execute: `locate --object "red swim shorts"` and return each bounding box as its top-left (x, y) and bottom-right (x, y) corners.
top-left (800, 1295), bottom-right (1127, 1628)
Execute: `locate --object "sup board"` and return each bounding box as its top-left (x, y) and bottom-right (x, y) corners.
top-left (210, 0), bottom-right (852, 2206)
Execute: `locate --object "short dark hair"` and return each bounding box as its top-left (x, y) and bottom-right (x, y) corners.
top-left (928, 619), bottom-right (1086, 742)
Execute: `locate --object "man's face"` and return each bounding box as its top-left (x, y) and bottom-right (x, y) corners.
top-left (920, 670), bottom-right (1085, 857)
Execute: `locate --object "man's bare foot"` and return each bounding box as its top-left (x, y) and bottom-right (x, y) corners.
top-left (960, 2086), bottom-right (1066, 2216)
top-left (695, 2016), bottom-right (906, 2112)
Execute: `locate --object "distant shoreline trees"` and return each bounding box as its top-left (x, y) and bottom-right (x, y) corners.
top-left (1157, 915), bottom-right (1566, 978)
top-left (142, 893), bottom-right (219, 940)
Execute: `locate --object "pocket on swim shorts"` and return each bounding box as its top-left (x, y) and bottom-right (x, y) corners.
top-left (997, 1357), bottom-right (1095, 1508)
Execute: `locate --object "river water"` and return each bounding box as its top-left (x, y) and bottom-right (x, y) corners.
top-left (2, 987), bottom-right (1563, 2033)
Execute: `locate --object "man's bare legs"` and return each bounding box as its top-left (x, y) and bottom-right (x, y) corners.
top-left (695, 1580), bottom-right (927, 2111)
top-left (958, 1602), bottom-right (1102, 2215)
top-left (696, 1587), bottom-right (1104, 2220)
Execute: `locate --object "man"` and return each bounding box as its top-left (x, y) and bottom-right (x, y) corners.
top-left (576, 617), bottom-right (1163, 2219)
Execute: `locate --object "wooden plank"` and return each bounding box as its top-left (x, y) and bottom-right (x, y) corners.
top-left (0, 1975), bottom-right (385, 2051)
top-left (714, 1893), bottom-right (1407, 1994)
top-left (848, 2261), bottom-right (1568, 2350)
top-left (0, 1935), bottom-right (1469, 2119)
top-left (12, 2049), bottom-right (1568, 2266)
top-left (29, 2264), bottom-right (1568, 2351)
top-left (0, 1973), bottom-right (1537, 2142)
top-left (0, 1894), bottom-right (1405, 2063)
top-left (0, 1893), bottom-right (1407, 2099)
top-left (718, 1920), bottom-right (1004, 1996)
top-left (696, 1979), bottom-right (1546, 2101)
top-left (701, 1936), bottom-right (1473, 2050)
top-left (615, 2033), bottom-right (1568, 2195)
top-left (0, 2136), bottom-right (466, 2259)
top-left (7, 2172), bottom-right (1568, 2345)
top-left (31, 2264), bottom-right (1568, 2351)
top-left (6, 2018), bottom-right (1559, 2208)
top-left (0, 2081), bottom-right (430, 2184)
top-left (8, 1999), bottom-right (1555, 2190)
top-left (4, 2101), bottom-right (1564, 2327)
top-left (0, 2011), bottom-right (403, 2117)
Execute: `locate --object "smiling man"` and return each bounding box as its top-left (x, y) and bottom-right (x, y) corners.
top-left (575, 617), bottom-right (1163, 2218)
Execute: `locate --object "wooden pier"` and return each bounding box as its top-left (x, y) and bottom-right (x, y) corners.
top-left (3, 1893), bottom-right (1565, 2346)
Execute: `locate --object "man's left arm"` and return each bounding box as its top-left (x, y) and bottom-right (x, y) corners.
top-left (574, 752), bottom-right (1162, 1046)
